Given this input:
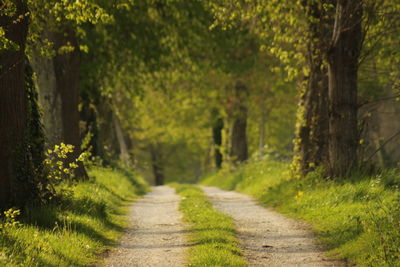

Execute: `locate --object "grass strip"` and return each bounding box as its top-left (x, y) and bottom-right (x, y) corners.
top-left (201, 160), bottom-right (400, 266)
top-left (172, 184), bottom-right (247, 267)
top-left (0, 166), bottom-right (148, 267)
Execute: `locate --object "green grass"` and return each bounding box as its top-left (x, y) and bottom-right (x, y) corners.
top-left (202, 161), bottom-right (400, 266)
top-left (172, 184), bottom-right (247, 267)
top-left (202, 161), bottom-right (291, 197)
top-left (0, 166), bottom-right (148, 267)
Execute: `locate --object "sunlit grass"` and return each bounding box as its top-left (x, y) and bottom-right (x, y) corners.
top-left (172, 184), bottom-right (247, 267)
top-left (202, 160), bottom-right (291, 197)
top-left (0, 166), bottom-right (148, 267)
top-left (201, 161), bottom-right (400, 266)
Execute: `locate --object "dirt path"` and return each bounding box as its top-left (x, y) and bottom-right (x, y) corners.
top-left (201, 186), bottom-right (346, 267)
top-left (99, 186), bottom-right (187, 267)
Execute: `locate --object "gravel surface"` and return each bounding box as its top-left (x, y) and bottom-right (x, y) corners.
top-left (99, 186), bottom-right (187, 267)
top-left (201, 186), bottom-right (346, 267)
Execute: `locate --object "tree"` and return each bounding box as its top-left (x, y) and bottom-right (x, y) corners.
top-left (149, 143), bottom-right (165, 186)
top-left (227, 82), bottom-right (249, 164)
top-left (357, 0), bottom-right (400, 168)
top-left (327, 0), bottom-right (363, 176)
top-left (0, 0), bottom-right (29, 208)
top-left (211, 110), bottom-right (224, 169)
top-left (294, 0), bottom-right (333, 176)
top-left (0, 0), bottom-right (49, 208)
top-left (28, 0), bottom-right (112, 179)
top-left (54, 26), bottom-right (88, 178)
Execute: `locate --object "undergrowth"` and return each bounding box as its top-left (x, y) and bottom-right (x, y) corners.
top-left (0, 166), bottom-right (148, 267)
top-left (201, 160), bottom-right (400, 266)
top-left (172, 184), bottom-right (247, 267)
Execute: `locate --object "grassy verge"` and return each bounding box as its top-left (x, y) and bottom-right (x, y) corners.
top-left (201, 160), bottom-right (400, 266)
top-left (0, 166), bottom-right (148, 267)
top-left (172, 184), bottom-right (247, 267)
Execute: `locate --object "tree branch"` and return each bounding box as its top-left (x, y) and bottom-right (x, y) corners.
top-left (358, 95), bottom-right (400, 108)
top-left (365, 130), bottom-right (400, 163)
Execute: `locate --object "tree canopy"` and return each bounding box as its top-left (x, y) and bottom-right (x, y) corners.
top-left (1, 0), bottom-right (400, 204)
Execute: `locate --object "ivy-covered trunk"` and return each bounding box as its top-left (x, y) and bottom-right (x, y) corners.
top-left (0, 1), bottom-right (48, 207)
top-left (327, 0), bottom-right (362, 176)
top-left (294, 0), bottom-right (332, 176)
top-left (0, 0), bottom-right (29, 208)
top-left (296, 66), bottom-right (329, 175)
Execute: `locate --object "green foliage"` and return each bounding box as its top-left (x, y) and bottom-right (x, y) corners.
top-left (208, 0), bottom-right (308, 81)
top-left (0, 0), bottom-right (24, 50)
top-left (0, 28), bottom-right (19, 50)
top-left (0, 167), bottom-right (148, 267)
top-left (202, 160), bottom-right (400, 266)
top-left (172, 184), bottom-right (247, 267)
top-left (0, 209), bottom-right (22, 230)
top-left (27, 0), bottom-right (113, 32)
top-left (67, 0), bottom-right (299, 183)
top-left (44, 143), bottom-right (87, 186)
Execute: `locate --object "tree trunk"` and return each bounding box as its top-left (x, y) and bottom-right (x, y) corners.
top-left (327, 0), bottom-right (363, 176)
top-left (96, 97), bottom-right (119, 163)
top-left (150, 144), bottom-right (164, 186)
top-left (53, 28), bottom-right (88, 179)
top-left (258, 104), bottom-right (267, 158)
top-left (229, 82), bottom-right (248, 164)
top-left (295, 0), bottom-right (332, 176)
top-left (212, 116), bottom-right (224, 169)
top-left (0, 0), bottom-right (29, 208)
top-left (31, 25), bottom-right (87, 179)
top-left (113, 112), bottom-right (131, 165)
top-left (31, 32), bottom-right (63, 145)
top-left (79, 90), bottom-right (99, 156)
top-left (296, 65), bottom-right (329, 175)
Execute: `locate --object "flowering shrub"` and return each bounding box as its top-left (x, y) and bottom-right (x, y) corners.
top-left (44, 143), bottom-right (89, 182)
top-left (0, 209), bottom-right (21, 231)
